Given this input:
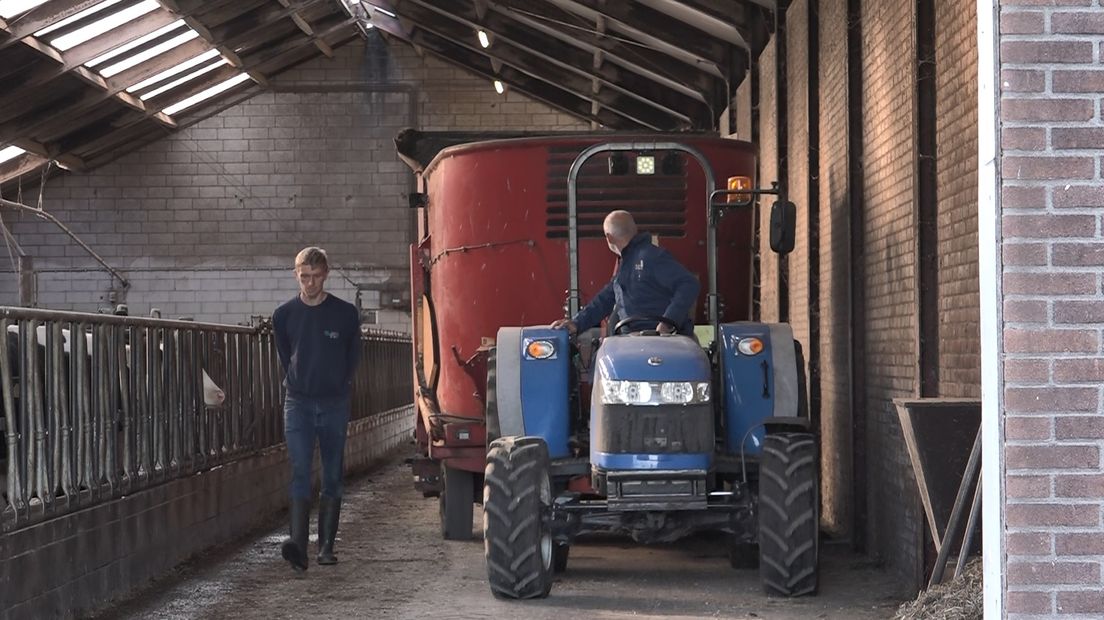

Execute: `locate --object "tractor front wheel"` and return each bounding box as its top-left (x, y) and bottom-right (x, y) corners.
top-left (758, 432), bottom-right (819, 596)
top-left (484, 436), bottom-right (554, 599)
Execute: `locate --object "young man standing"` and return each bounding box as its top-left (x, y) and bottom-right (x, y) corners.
top-left (273, 247), bottom-right (361, 572)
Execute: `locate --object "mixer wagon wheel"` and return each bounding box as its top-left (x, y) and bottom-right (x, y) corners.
top-left (484, 436), bottom-right (553, 599)
top-left (728, 540), bottom-right (759, 569)
top-left (440, 465), bottom-right (475, 540)
top-left (552, 543), bottom-right (570, 573)
top-left (757, 432), bottom-right (819, 597)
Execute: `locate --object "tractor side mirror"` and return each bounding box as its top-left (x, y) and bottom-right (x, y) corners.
top-left (769, 200), bottom-right (796, 254)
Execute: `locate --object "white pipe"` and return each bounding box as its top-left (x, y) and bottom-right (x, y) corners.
top-left (976, 0), bottom-right (1003, 617)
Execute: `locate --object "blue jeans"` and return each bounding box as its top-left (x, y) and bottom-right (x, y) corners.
top-left (284, 395), bottom-right (350, 501)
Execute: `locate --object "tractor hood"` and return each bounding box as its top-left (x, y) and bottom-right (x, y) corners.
top-left (594, 335), bottom-right (710, 382)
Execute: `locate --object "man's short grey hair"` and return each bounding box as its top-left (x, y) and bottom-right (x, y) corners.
top-left (603, 210), bottom-right (638, 242)
top-left (295, 246), bottom-right (329, 271)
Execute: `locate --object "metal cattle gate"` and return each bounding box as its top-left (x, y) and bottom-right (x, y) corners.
top-left (0, 307), bottom-right (411, 533)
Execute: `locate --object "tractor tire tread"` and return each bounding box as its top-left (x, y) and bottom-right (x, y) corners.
top-left (758, 432), bottom-right (819, 597)
top-left (483, 437), bottom-right (552, 600)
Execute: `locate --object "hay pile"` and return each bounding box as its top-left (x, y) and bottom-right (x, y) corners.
top-left (893, 558), bottom-right (983, 620)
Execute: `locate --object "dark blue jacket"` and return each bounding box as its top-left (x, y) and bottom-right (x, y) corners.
top-left (273, 294), bottom-right (361, 399)
top-left (573, 233), bottom-right (701, 335)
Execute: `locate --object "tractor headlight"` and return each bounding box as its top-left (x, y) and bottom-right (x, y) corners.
top-left (660, 382), bottom-right (693, 403)
top-left (602, 380), bottom-right (710, 405)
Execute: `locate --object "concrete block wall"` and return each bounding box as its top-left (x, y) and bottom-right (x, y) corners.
top-left (937, 2), bottom-right (981, 399)
top-left (817, 0), bottom-right (853, 540)
top-left (999, 3), bottom-right (1104, 616)
top-left (859, 0), bottom-right (922, 585)
top-left (1, 405), bottom-right (414, 620)
top-left (0, 36), bottom-right (587, 329)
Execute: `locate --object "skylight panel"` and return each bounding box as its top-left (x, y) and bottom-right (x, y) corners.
top-left (99, 29), bottom-right (199, 77)
top-left (86, 19), bottom-right (184, 68)
top-left (125, 49), bottom-right (220, 93)
top-left (140, 59), bottom-right (228, 100)
top-left (49, 0), bottom-right (159, 51)
top-left (362, 2), bottom-right (395, 18)
top-left (0, 145), bottom-right (26, 164)
top-left (0, 0), bottom-right (49, 19)
top-left (34, 0), bottom-right (123, 37)
top-left (163, 73), bottom-right (251, 115)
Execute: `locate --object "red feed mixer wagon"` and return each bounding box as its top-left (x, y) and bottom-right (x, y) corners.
top-left (400, 132), bottom-right (760, 539)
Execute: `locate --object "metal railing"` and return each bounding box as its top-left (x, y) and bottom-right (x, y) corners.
top-left (0, 307), bottom-right (411, 532)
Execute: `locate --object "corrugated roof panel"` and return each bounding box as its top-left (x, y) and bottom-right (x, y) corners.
top-left (163, 72), bottom-right (251, 115)
top-left (49, 1), bottom-right (158, 51)
top-left (85, 19), bottom-right (185, 67)
top-left (140, 58), bottom-right (227, 100)
top-left (33, 0), bottom-right (124, 37)
top-left (99, 28), bottom-right (198, 78)
top-left (0, 145), bottom-right (26, 163)
top-left (0, 0), bottom-right (48, 19)
top-left (125, 47), bottom-right (220, 93)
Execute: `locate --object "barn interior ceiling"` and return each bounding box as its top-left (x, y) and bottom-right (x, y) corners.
top-left (0, 0), bottom-right (777, 188)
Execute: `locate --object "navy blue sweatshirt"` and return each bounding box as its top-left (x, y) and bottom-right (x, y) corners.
top-left (273, 294), bottom-right (361, 399)
top-left (573, 233), bottom-right (701, 335)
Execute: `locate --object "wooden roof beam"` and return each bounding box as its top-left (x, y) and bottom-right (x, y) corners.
top-left (10, 137), bottom-right (86, 171)
top-left (243, 16), bottom-right (354, 71)
top-left (276, 0), bottom-right (332, 57)
top-left (407, 28), bottom-right (650, 130)
top-left (0, 26), bottom-right (177, 129)
top-left (395, 0), bottom-right (696, 128)
top-left (633, 0), bottom-right (748, 49)
top-left (153, 0), bottom-right (258, 81)
top-left (0, 0), bottom-right (108, 50)
top-left (491, 0), bottom-right (716, 98)
top-left (538, 0), bottom-right (728, 77)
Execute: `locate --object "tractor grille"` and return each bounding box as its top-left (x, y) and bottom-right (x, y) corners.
top-left (592, 402), bottom-right (714, 455)
top-left (544, 146), bottom-right (688, 239)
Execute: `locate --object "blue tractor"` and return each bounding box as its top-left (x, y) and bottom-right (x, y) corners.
top-left (482, 142), bottom-right (816, 599)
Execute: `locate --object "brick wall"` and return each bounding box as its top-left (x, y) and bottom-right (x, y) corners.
top-left (817, 0), bottom-right (853, 539)
top-left (0, 36), bottom-right (587, 329)
top-left (860, 0), bottom-right (922, 584)
top-left (734, 78), bottom-right (753, 141)
top-left (786, 0), bottom-right (812, 388)
top-left (937, 2), bottom-right (981, 399)
top-left (758, 39), bottom-right (781, 324)
top-left (999, 2), bottom-right (1104, 616)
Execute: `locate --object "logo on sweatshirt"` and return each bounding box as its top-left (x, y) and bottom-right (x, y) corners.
top-left (324, 330), bottom-right (340, 339)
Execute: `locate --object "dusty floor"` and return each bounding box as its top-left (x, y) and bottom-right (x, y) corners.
top-left (95, 456), bottom-right (908, 620)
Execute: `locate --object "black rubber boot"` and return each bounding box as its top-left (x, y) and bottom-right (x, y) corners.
top-left (281, 499), bottom-right (310, 573)
top-left (317, 495), bottom-right (342, 565)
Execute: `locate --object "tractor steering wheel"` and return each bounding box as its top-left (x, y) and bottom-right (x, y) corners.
top-left (613, 315), bottom-right (679, 336)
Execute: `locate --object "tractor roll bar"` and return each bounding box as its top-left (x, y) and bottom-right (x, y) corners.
top-left (566, 142), bottom-right (718, 335)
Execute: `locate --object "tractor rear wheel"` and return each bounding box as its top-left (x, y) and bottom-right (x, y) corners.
top-left (440, 464), bottom-right (474, 540)
top-left (484, 436), bottom-right (553, 599)
top-left (758, 432), bottom-right (819, 596)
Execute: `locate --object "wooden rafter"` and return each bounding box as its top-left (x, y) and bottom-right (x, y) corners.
top-left (394, 0), bottom-right (697, 128)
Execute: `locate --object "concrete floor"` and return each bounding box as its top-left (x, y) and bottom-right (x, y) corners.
top-left (95, 456), bottom-right (909, 620)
